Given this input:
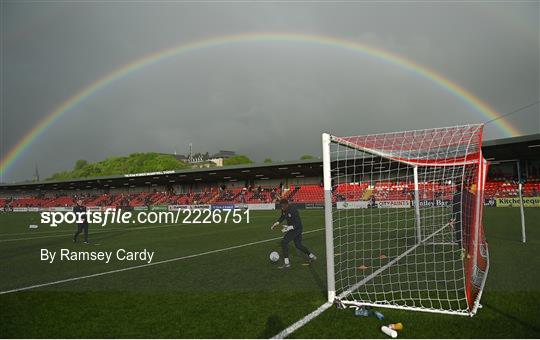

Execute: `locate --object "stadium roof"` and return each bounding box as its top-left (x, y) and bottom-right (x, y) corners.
top-left (1, 133), bottom-right (538, 192)
top-left (0, 159), bottom-right (323, 191)
top-left (482, 133), bottom-right (540, 162)
top-left (482, 133), bottom-right (540, 147)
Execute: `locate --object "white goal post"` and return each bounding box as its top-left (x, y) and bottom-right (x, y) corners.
top-left (322, 125), bottom-right (489, 316)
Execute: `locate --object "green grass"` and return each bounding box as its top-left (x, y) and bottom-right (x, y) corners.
top-left (0, 208), bottom-right (539, 338)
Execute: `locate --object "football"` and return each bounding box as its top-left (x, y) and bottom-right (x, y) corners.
top-left (269, 251), bottom-right (280, 262)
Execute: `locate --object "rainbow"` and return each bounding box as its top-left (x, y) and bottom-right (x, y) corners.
top-left (0, 32), bottom-right (522, 178)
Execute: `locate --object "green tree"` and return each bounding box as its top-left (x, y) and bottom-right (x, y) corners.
top-left (263, 158), bottom-right (272, 163)
top-left (74, 159), bottom-right (88, 171)
top-left (300, 154), bottom-right (315, 160)
top-left (223, 155), bottom-right (253, 166)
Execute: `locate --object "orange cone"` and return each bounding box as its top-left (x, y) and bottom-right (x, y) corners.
top-left (389, 322), bottom-right (403, 331)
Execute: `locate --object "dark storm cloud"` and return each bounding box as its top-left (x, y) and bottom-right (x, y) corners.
top-left (2, 2), bottom-right (539, 182)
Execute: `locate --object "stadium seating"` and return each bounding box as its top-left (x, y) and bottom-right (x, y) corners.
top-left (334, 183), bottom-right (368, 201)
top-left (2, 177), bottom-right (538, 209)
top-left (484, 181), bottom-right (519, 198)
top-left (286, 185), bottom-right (324, 203)
top-left (523, 181), bottom-right (540, 197)
top-left (209, 187), bottom-right (277, 204)
top-left (372, 181), bottom-right (411, 201)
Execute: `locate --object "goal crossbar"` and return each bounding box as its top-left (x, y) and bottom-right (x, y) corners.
top-left (329, 134), bottom-right (480, 167)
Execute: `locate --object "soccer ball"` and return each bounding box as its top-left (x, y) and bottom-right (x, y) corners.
top-left (269, 251), bottom-right (280, 262)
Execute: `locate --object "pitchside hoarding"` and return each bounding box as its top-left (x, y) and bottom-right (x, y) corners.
top-left (412, 200), bottom-right (451, 207)
top-left (336, 201), bottom-right (369, 209)
top-left (49, 207), bottom-right (73, 212)
top-left (211, 204), bottom-right (235, 210)
top-left (305, 203), bottom-right (325, 209)
top-left (167, 204), bottom-right (212, 211)
top-left (4, 198), bottom-right (539, 214)
top-left (496, 197), bottom-right (540, 207)
top-left (245, 203), bottom-right (276, 210)
top-left (150, 205), bottom-right (168, 211)
top-left (378, 200), bottom-right (411, 208)
top-left (337, 200), bottom-right (411, 209)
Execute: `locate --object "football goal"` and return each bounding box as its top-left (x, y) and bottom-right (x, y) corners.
top-left (322, 125), bottom-right (489, 316)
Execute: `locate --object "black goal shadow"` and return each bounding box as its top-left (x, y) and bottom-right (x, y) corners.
top-left (258, 314), bottom-right (285, 338)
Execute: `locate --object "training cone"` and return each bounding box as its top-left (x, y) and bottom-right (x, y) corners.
top-left (389, 322), bottom-right (403, 331)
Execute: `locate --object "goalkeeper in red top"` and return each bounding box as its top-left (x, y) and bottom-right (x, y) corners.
top-left (271, 198), bottom-right (317, 269)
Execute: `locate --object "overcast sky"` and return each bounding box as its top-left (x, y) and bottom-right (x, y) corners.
top-left (1, 1), bottom-right (539, 182)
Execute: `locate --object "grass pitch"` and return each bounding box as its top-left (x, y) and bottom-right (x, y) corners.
top-left (0, 208), bottom-right (539, 338)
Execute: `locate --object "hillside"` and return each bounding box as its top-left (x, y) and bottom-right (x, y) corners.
top-left (46, 153), bottom-right (254, 181)
top-left (47, 153), bottom-right (189, 180)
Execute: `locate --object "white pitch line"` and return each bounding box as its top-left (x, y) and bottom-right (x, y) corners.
top-left (0, 223), bottom-right (188, 242)
top-left (271, 301), bottom-right (334, 339)
top-left (0, 229), bottom-right (76, 237)
top-left (0, 227), bottom-right (324, 295)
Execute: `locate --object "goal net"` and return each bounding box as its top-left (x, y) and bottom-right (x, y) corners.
top-left (322, 125), bottom-right (489, 316)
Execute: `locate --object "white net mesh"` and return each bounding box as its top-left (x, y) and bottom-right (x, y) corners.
top-left (325, 125), bottom-right (489, 316)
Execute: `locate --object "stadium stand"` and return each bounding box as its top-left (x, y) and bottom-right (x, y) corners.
top-left (286, 185), bottom-right (324, 203)
top-left (1, 133), bottom-right (538, 209)
top-left (2, 178), bottom-right (538, 209)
